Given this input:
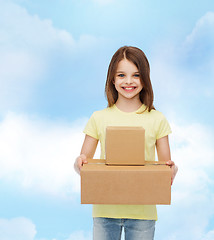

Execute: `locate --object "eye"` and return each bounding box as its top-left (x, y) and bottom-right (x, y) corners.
top-left (134, 74), bottom-right (140, 78)
top-left (118, 74), bottom-right (125, 77)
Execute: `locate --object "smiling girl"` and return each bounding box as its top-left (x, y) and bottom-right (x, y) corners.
top-left (74, 46), bottom-right (178, 240)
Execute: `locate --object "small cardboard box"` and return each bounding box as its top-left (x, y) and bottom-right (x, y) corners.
top-left (105, 126), bottom-right (145, 165)
top-left (81, 159), bottom-right (171, 205)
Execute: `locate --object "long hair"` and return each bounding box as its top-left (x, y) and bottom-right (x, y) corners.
top-left (105, 46), bottom-right (155, 112)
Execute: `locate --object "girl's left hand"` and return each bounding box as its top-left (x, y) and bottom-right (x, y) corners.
top-left (166, 160), bottom-right (178, 185)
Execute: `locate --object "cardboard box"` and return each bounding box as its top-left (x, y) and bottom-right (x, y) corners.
top-left (81, 159), bottom-right (171, 205)
top-left (105, 126), bottom-right (145, 165)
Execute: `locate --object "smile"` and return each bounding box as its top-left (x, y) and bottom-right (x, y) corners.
top-left (122, 87), bottom-right (136, 91)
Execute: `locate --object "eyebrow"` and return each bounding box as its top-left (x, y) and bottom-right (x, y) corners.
top-left (116, 71), bottom-right (139, 73)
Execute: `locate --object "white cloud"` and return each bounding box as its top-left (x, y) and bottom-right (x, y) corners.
top-left (0, 0), bottom-right (100, 113)
top-left (0, 217), bottom-right (36, 240)
top-left (0, 0), bottom-right (73, 112)
top-left (183, 11), bottom-right (214, 77)
top-left (184, 11), bottom-right (214, 71)
top-left (201, 230), bottom-right (214, 240)
top-left (0, 6), bottom-right (213, 239)
top-left (0, 217), bottom-right (93, 240)
top-left (151, 11), bottom-right (214, 112)
top-left (0, 112), bottom-right (100, 198)
top-left (0, 0), bottom-right (75, 50)
top-left (65, 230), bottom-right (92, 240)
top-left (156, 122), bottom-right (214, 240)
top-left (185, 11), bottom-right (214, 45)
top-left (1, 111), bottom-right (214, 240)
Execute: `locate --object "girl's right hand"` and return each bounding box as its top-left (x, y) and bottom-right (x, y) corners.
top-left (74, 154), bottom-right (88, 174)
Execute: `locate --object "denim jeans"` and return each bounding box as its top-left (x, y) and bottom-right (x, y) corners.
top-left (93, 217), bottom-right (156, 240)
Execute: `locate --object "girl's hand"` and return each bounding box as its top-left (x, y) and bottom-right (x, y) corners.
top-left (74, 135), bottom-right (98, 175)
top-left (166, 160), bottom-right (178, 185)
top-left (74, 154), bottom-right (88, 175)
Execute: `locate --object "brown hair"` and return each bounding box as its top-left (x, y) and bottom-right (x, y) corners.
top-left (105, 46), bottom-right (155, 112)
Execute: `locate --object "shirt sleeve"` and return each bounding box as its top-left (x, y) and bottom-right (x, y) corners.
top-left (83, 113), bottom-right (99, 140)
top-left (156, 112), bottom-right (172, 139)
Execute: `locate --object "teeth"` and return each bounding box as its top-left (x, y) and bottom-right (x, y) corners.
top-left (124, 87), bottom-right (134, 90)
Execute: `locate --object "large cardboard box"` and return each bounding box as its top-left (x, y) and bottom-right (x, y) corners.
top-left (105, 126), bottom-right (145, 165)
top-left (81, 159), bottom-right (171, 205)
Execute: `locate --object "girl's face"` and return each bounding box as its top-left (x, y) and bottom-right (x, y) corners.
top-left (114, 58), bottom-right (143, 102)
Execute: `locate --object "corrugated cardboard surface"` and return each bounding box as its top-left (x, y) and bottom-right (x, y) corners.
top-left (81, 159), bottom-right (171, 205)
top-left (105, 126), bottom-right (145, 165)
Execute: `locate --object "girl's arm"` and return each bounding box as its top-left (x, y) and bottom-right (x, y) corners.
top-left (74, 134), bottom-right (98, 175)
top-left (156, 135), bottom-right (178, 184)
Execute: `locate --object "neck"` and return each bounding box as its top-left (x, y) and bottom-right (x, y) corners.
top-left (115, 97), bottom-right (142, 112)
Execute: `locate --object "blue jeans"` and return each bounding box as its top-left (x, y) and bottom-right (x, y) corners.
top-left (93, 217), bottom-right (156, 240)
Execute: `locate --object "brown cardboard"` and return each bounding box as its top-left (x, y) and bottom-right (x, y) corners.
top-left (81, 159), bottom-right (171, 205)
top-left (105, 126), bottom-right (145, 165)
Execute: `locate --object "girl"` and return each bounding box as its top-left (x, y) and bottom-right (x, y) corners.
top-left (74, 46), bottom-right (178, 240)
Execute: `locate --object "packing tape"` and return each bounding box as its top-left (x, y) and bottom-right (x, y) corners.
top-left (86, 161), bottom-right (167, 166)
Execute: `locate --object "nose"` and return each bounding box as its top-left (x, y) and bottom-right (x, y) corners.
top-left (125, 76), bottom-right (133, 84)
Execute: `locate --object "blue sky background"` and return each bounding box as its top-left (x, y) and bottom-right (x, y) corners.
top-left (0, 0), bottom-right (214, 239)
